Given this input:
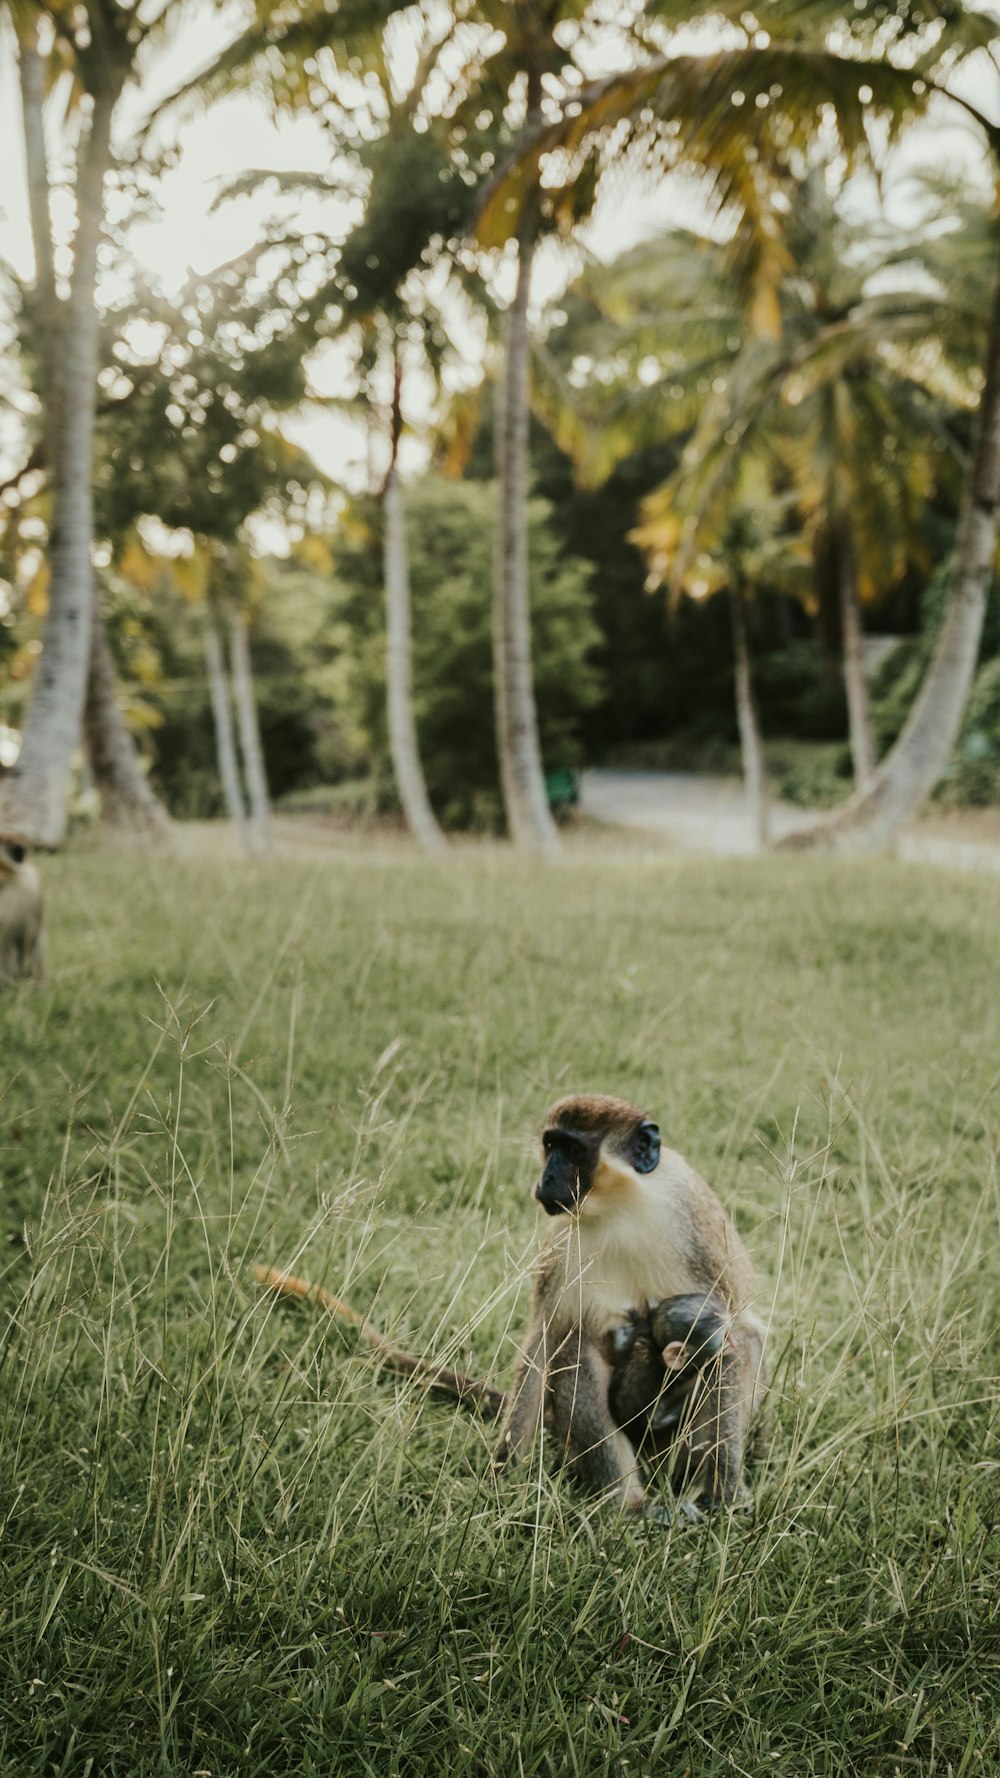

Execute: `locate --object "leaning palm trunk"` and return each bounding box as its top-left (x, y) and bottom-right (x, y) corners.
top-left (0, 80), bottom-right (119, 847)
top-left (383, 465), bottom-right (446, 853)
top-left (787, 260), bottom-right (1000, 852)
top-left (731, 588), bottom-right (769, 852)
top-left (84, 596), bottom-right (170, 837)
top-left (204, 610), bottom-right (252, 855)
top-left (18, 32), bottom-right (57, 401)
top-left (228, 606), bottom-right (272, 851)
top-left (838, 522), bottom-right (876, 790)
top-left (492, 230), bottom-right (559, 855)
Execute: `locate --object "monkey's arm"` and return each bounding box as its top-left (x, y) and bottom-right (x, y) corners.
top-left (548, 1326), bottom-right (646, 1512)
top-left (606, 1322), bottom-right (677, 1440)
top-left (496, 1322), bottom-right (547, 1462)
top-left (253, 1264), bottom-right (505, 1418)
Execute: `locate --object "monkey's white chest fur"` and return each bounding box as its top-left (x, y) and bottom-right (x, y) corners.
top-left (545, 1172), bottom-right (699, 1340)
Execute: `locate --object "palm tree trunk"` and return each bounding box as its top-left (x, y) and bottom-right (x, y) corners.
top-left (731, 587), bottom-right (769, 852)
top-left (204, 610), bottom-right (252, 855)
top-left (228, 606), bottom-right (273, 851)
top-left (788, 253), bottom-right (1000, 852)
top-left (839, 522), bottom-right (876, 790)
top-left (492, 226), bottom-right (560, 855)
top-left (383, 463), bottom-right (446, 853)
top-left (84, 595), bottom-right (171, 837)
top-left (18, 30), bottom-right (57, 377)
top-left (491, 55), bottom-right (559, 857)
top-left (0, 78), bottom-right (120, 847)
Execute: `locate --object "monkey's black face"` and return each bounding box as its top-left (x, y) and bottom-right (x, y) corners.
top-left (536, 1117), bottom-right (662, 1214)
top-left (536, 1127), bottom-right (597, 1216)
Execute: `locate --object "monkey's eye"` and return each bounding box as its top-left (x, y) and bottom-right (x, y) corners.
top-left (633, 1122), bottom-right (661, 1175)
top-left (7, 843), bottom-right (25, 865)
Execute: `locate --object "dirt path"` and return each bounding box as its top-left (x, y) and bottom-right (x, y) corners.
top-left (580, 769), bottom-right (1000, 873)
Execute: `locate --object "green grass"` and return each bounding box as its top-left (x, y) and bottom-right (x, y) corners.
top-left (2, 835), bottom-right (999, 1778)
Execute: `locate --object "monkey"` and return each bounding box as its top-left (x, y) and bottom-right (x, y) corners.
top-left (604, 1293), bottom-right (735, 1450)
top-left (0, 840), bottom-right (44, 987)
top-left (254, 1094), bottom-right (769, 1518)
top-left (496, 1094), bottom-right (768, 1514)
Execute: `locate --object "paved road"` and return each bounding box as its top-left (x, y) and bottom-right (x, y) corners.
top-left (579, 770), bottom-right (820, 855)
top-left (580, 769), bottom-right (1000, 873)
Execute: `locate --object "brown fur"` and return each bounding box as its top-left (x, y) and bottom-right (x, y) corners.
top-left (0, 842), bottom-right (44, 987)
top-left (546, 1094), bottom-right (647, 1140)
top-left (500, 1093), bottom-right (768, 1513)
top-left (252, 1097), bottom-right (769, 1517)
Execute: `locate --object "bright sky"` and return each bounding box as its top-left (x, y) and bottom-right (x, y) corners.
top-left (0, 4), bottom-right (996, 507)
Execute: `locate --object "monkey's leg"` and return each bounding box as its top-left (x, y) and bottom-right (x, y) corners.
top-left (496, 1328), bottom-right (546, 1464)
top-left (548, 1327), bottom-right (645, 1512)
top-left (27, 919), bottom-right (45, 982)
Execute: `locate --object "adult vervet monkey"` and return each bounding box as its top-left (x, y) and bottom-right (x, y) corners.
top-left (497, 1094), bottom-right (768, 1514)
top-left (0, 841), bottom-right (44, 986)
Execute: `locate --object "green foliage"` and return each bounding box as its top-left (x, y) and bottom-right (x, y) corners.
top-left (329, 476), bottom-right (603, 829)
top-left (99, 566), bottom-right (345, 818)
top-left (2, 846), bottom-right (1000, 1776)
top-left (336, 126), bottom-right (480, 327)
top-left (775, 740), bottom-right (854, 809)
top-left (95, 264), bottom-right (327, 548)
top-left (947, 656), bottom-right (1000, 805)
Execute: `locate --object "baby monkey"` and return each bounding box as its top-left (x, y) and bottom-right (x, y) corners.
top-left (606, 1293), bottom-right (735, 1451)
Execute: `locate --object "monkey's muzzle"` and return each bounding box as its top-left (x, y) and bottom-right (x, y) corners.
top-left (535, 1153), bottom-right (584, 1216)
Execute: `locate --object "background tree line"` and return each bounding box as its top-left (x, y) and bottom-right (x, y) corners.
top-left (3, 0), bottom-right (1000, 853)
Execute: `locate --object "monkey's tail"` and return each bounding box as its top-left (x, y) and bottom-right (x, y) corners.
top-left (252, 1263), bottom-right (506, 1420)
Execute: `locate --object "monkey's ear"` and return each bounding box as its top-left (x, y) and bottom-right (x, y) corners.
top-left (632, 1121), bottom-right (661, 1174)
top-left (661, 1340), bottom-right (687, 1370)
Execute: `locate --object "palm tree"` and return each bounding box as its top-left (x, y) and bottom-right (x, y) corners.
top-left (228, 598), bottom-right (272, 850)
top-left (1, 5), bottom-right (132, 846)
top-left (327, 116), bottom-right (477, 854)
top-left (3, 0), bottom-right (388, 849)
top-left (90, 258), bottom-right (333, 851)
top-left (495, 0), bottom-right (1000, 848)
top-left (383, 364), bottom-right (447, 855)
top-left (156, 6), bottom-right (458, 852)
top-left (83, 599), bottom-right (170, 833)
top-left (633, 461), bottom-right (811, 850)
top-left (464, 2), bottom-right (606, 854)
top-left (7, 32), bottom-right (167, 841)
top-left (204, 578), bottom-right (254, 855)
top-left (543, 174), bottom-right (962, 792)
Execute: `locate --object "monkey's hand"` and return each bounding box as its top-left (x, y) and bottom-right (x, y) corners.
top-left (607, 1306), bottom-right (650, 1361)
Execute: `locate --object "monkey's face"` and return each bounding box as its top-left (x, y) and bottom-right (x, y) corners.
top-left (537, 1099), bottom-right (662, 1217)
top-left (0, 841), bottom-right (27, 880)
top-left (536, 1125), bottom-right (596, 1216)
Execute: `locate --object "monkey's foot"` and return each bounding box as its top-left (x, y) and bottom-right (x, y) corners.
top-left (691, 1492), bottom-right (755, 1521)
top-left (642, 1499), bottom-right (705, 1527)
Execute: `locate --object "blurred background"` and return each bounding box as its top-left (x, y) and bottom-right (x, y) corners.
top-left (3, 0), bottom-right (1000, 858)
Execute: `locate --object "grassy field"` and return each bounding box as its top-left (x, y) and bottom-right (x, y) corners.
top-left (1, 836), bottom-right (999, 1778)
